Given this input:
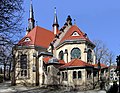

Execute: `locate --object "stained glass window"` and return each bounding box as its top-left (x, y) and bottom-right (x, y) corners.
top-left (71, 48), bottom-right (81, 59)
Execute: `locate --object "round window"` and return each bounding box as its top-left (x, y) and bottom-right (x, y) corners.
top-left (71, 48), bottom-right (81, 59)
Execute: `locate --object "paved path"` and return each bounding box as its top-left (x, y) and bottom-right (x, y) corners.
top-left (0, 81), bottom-right (106, 93)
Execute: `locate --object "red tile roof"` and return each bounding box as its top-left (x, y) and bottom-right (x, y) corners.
top-left (43, 56), bottom-right (52, 64)
top-left (18, 26), bottom-right (55, 48)
top-left (43, 57), bottom-right (65, 65)
top-left (60, 25), bottom-right (92, 43)
top-left (60, 58), bottom-right (93, 68)
top-left (59, 60), bottom-right (65, 64)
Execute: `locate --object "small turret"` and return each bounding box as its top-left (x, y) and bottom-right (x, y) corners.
top-left (52, 7), bottom-right (59, 35)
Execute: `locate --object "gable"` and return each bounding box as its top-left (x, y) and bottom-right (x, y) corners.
top-left (60, 25), bottom-right (88, 43)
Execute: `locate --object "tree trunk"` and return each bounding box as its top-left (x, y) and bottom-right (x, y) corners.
top-left (8, 62), bottom-right (11, 80)
top-left (3, 63), bottom-right (6, 80)
top-left (11, 55), bottom-right (16, 86)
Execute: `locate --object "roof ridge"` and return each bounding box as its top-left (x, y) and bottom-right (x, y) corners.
top-left (36, 26), bottom-right (52, 32)
top-left (70, 59), bottom-right (77, 65)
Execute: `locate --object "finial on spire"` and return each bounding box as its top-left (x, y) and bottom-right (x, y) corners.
top-left (54, 7), bottom-right (56, 14)
top-left (74, 19), bottom-right (76, 25)
top-left (53, 7), bottom-right (58, 25)
top-left (30, 0), bottom-right (32, 4)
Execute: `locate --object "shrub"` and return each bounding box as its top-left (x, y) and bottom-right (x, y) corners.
top-left (0, 74), bottom-right (4, 83)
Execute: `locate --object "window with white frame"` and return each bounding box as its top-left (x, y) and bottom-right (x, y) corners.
top-left (24, 37), bottom-right (31, 42)
top-left (73, 71), bottom-right (82, 79)
top-left (72, 31), bottom-right (80, 36)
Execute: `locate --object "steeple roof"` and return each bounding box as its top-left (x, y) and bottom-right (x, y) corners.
top-left (53, 7), bottom-right (59, 26)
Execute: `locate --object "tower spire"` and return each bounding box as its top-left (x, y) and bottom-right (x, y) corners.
top-left (53, 7), bottom-right (59, 35)
top-left (26, 0), bottom-right (35, 34)
top-left (30, 0), bottom-right (34, 19)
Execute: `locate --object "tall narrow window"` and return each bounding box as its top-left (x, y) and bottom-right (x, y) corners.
top-left (62, 72), bottom-right (64, 80)
top-left (78, 71), bottom-right (82, 79)
top-left (59, 50), bottom-right (64, 60)
top-left (87, 49), bottom-right (92, 62)
top-left (47, 67), bottom-right (50, 73)
top-left (87, 70), bottom-right (92, 79)
top-left (20, 54), bottom-right (27, 69)
top-left (20, 54), bottom-right (27, 77)
top-left (73, 71), bottom-right (77, 79)
top-left (65, 72), bottom-right (68, 80)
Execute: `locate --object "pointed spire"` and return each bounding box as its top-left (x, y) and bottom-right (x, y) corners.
top-left (53, 7), bottom-right (59, 35)
top-left (30, 0), bottom-right (34, 19)
top-left (26, 0), bottom-right (35, 34)
top-left (53, 7), bottom-right (59, 27)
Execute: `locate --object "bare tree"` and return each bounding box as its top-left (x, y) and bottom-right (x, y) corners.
top-left (0, 0), bottom-right (24, 80)
top-left (0, 0), bottom-right (24, 45)
top-left (93, 40), bottom-right (108, 64)
top-left (106, 51), bottom-right (114, 66)
top-left (93, 40), bottom-right (115, 65)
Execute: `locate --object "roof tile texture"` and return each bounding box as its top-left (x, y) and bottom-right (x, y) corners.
top-left (18, 26), bottom-right (55, 48)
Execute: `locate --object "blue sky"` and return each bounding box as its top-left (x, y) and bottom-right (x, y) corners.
top-left (22, 0), bottom-right (120, 58)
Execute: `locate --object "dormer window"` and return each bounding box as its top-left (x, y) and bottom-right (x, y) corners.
top-left (72, 31), bottom-right (80, 36)
top-left (24, 37), bottom-right (31, 42)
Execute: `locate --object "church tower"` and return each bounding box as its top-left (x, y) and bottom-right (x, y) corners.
top-left (26, 0), bottom-right (35, 34)
top-left (52, 7), bottom-right (59, 35)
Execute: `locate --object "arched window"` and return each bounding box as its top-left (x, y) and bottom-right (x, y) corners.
top-left (59, 50), bottom-right (64, 60)
top-left (71, 48), bottom-right (81, 59)
top-left (87, 49), bottom-right (92, 62)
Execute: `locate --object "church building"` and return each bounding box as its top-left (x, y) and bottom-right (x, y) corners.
top-left (11, 1), bottom-right (108, 90)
